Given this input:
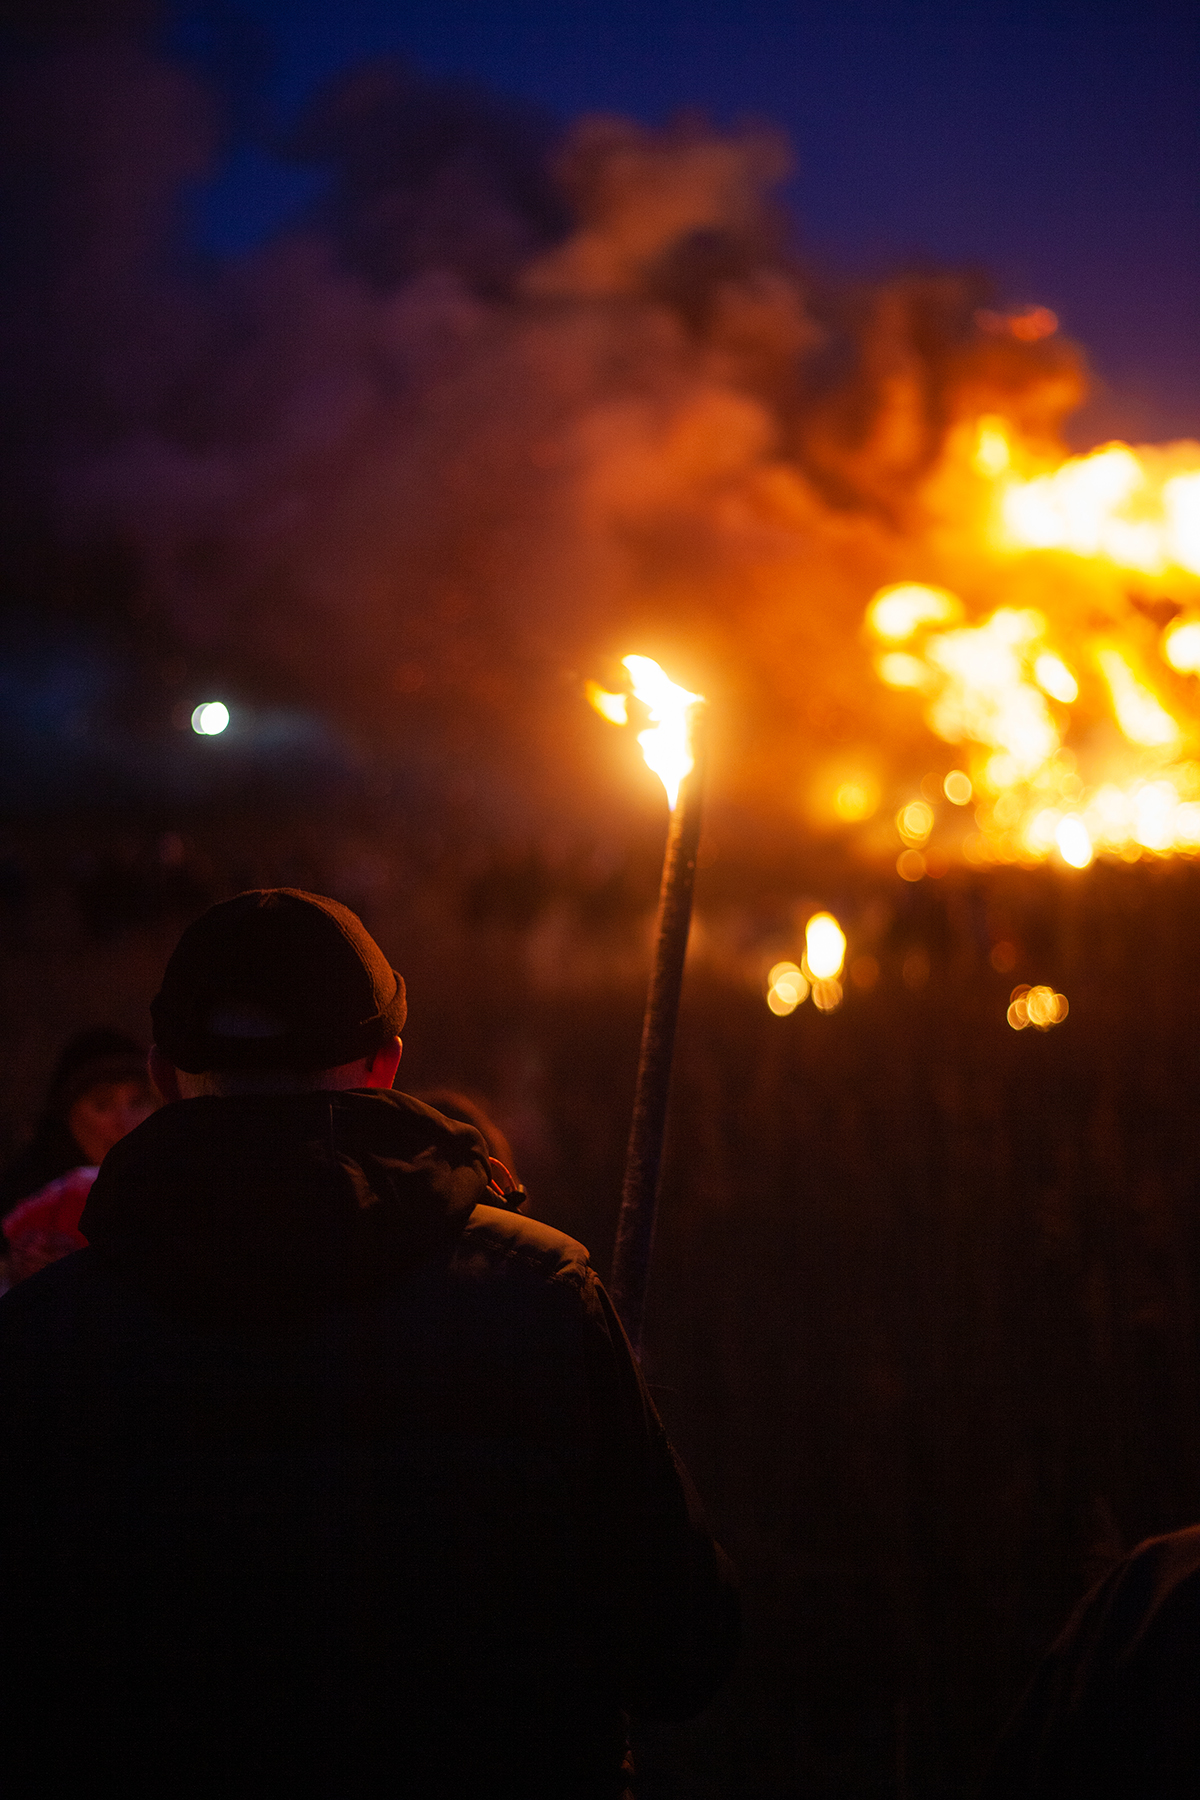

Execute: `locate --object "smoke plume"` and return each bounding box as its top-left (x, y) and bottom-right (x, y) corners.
top-left (1, 21), bottom-right (1090, 831)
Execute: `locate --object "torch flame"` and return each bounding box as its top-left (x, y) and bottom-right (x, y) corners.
top-left (585, 680), bottom-right (628, 726)
top-left (590, 656), bottom-right (705, 810)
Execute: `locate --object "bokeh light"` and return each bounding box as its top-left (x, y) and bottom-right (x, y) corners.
top-left (834, 776), bottom-right (880, 821)
top-left (901, 949), bottom-right (930, 991)
top-left (867, 583), bottom-right (961, 641)
top-left (897, 801), bottom-right (935, 845)
top-left (1007, 984), bottom-right (1069, 1031)
top-left (810, 978), bottom-right (843, 1013)
top-left (1162, 618), bottom-right (1200, 674)
top-left (191, 701), bottom-right (230, 736)
top-left (766, 960), bottom-right (808, 1015)
top-left (1055, 815), bottom-right (1093, 868)
top-left (1033, 653), bottom-right (1079, 703)
top-left (849, 955), bottom-right (880, 990)
top-left (805, 912), bottom-right (847, 980)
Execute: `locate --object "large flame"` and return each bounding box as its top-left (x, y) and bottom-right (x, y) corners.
top-left (996, 439), bottom-right (1200, 574)
top-left (862, 420), bottom-right (1200, 871)
top-left (589, 655), bottom-right (705, 809)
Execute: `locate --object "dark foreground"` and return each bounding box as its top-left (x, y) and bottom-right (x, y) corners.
top-left (2, 806), bottom-right (1199, 1797)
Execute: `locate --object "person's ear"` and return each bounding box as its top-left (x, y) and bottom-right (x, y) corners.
top-left (362, 1036), bottom-right (402, 1089)
top-left (148, 1046), bottom-right (183, 1104)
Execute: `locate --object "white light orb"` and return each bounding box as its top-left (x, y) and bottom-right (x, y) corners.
top-left (191, 701), bottom-right (230, 736)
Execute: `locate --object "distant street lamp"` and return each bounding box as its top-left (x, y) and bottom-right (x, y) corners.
top-left (191, 702), bottom-right (230, 736)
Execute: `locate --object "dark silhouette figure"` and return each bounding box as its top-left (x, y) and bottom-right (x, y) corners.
top-left (0, 890), bottom-right (738, 1798)
top-left (987, 1525), bottom-right (1200, 1798)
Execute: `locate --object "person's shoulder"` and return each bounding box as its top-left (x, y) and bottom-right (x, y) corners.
top-left (1045, 1521), bottom-right (1200, 1679)
top-left (1107, 1522), bottom-right (1200, 1618)
top-left (455, 1203), bottom-right (595, 1291)
top-left (1127, 1521), bottom-right (1200, 1567)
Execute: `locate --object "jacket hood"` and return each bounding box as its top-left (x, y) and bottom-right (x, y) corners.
top-left (80, 1088), bottom-right (490, 1330)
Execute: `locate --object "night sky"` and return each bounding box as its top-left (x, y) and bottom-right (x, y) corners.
top-left (184, 0), bottom-right (1200, 445)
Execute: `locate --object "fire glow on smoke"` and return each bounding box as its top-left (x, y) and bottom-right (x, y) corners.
top-left (858, 424), bottom-right (1200, 874)
top-left (20, 43), bottom-right (1197, 887)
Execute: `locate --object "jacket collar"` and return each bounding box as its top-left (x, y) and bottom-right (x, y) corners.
top-left (81, 1088), bottom-right (490, 1330)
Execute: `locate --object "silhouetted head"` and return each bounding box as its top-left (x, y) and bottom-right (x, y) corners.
top-left (149, 889), bottom-right (406, 1100)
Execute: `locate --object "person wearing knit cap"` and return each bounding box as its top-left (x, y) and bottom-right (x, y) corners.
top-left (0, 888), bottom-right (738, 1798)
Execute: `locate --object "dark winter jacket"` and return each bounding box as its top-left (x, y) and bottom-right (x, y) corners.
top-left (0, 1089), bottom-right (737, 1798)
top-left (986, 1524), bottom-right (1200, 1798)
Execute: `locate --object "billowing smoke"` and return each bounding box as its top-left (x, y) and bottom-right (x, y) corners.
top-left (1, 18), bottom-right (1089, 830)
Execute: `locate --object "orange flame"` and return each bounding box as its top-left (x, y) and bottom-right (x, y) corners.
top-left (861, 417), bottom-right (1200, 870)
top-left (589, 656), bottom-right (705, 809)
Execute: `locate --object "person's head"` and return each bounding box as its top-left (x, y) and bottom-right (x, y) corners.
top-left (69, 1077), bottom-right (159, 1162)
top-left (148, 889), bottom-right (406, 1102)
top-left (46, 1028), bottom-right (158, 1165)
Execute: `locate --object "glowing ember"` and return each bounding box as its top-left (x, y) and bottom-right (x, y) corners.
top-left (589, 656), bottom-right (705, 810)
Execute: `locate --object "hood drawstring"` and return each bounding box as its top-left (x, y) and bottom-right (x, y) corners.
top-left (485, 1157), bottom-right (527, 1212)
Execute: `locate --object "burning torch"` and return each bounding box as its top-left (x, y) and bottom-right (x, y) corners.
top-left (588, 656), bottom-right (707, 1357)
